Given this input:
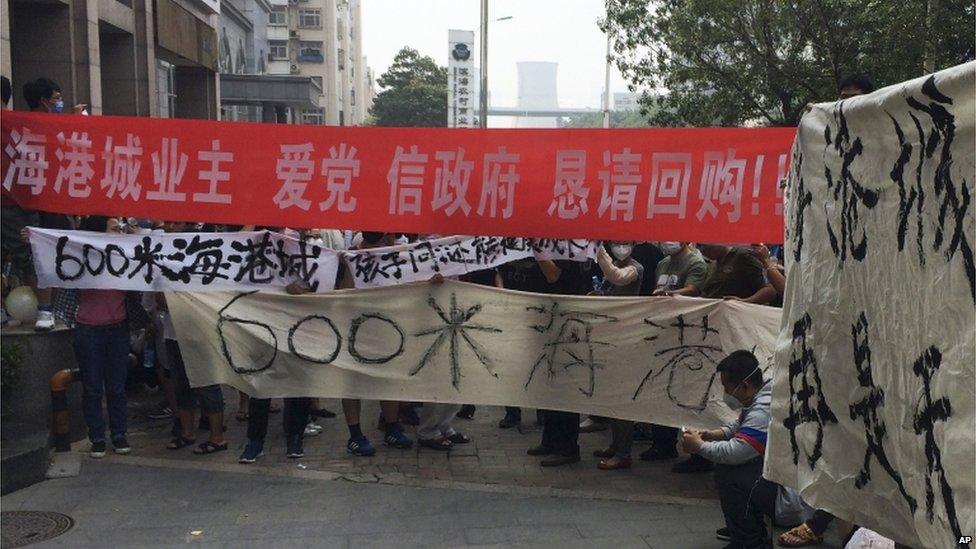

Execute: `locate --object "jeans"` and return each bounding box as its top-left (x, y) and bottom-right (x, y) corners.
top-left (247, 398), bottom-right (311, 442)
top-left (74, 323), bottom-right (129, 443)
top-left (418, 403), bottom-right (461, 440)
top-left (540, 410), bottom-right (580, 456)
top-left (609, 419), bottom-right (635, 459)
top-left (714, 459), bottom-right (778, 548)
top-left (166, 339), bottom-right (224, 413)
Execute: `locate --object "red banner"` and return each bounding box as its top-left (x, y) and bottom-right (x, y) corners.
top-left (2, 111), bottom-right (796, 243)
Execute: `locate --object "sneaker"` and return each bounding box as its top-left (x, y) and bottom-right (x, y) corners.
top-left (671, 454), bottom-right (714, 474)
top-left (579, 417), bottom-right (608, 433)
top-left (34, 310), bottom-right (55, 331)
top-left (147, 406), bottom-right (173, 420)
top-left (90, 441), bottom-right (107, 459)
top-left (238, 440), bottom-right (264, 464)
top-left (111, 437), bottom-right (131, 455)
top-left (715, 526), bottom-right (732, 541)
top-left (640, 446), bottom-right (679, 461)
top-left (304, 422), bottom-right (323, 437)
top-left (383, 428), bottom-right (413, 449)
top-left (286, 435), bottom-right (304, 458)
top-left (498, 412), bottom-right (520, 429)
top-left (347, 435), bottom-right (376, 457)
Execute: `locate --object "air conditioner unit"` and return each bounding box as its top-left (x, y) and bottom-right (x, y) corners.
top-left (289, 30), bottom-right (299, 38)
top-left (290, 64), bottom-right (300, 74)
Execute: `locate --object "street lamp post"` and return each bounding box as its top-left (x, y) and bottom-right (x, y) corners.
top-left (603, 32), bottom-right (612, 129)
top-left (479, 0), bottom-right (488, 129)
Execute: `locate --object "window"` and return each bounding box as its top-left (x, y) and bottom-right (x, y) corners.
top-left (297, 41), bottom-right (324, 63)
top-left (337, 48), bottom-right (345, 70)
top-left (268, 7), bottom-right (286, 26)
top-left (298, 9), bottom-right (321, 28)
top-left (269, 41), bottom-right (288, 60)
top-left (302, 108), bottom-right (324, 125)
top-left (156, 60), bottom-right (176, 118)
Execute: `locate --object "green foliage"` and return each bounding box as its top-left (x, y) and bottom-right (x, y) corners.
top-left (559, 109), bottom-right (656, 128)
top-left (601, 0), bottom-right (975, 126)
top-left (1, 344), bottom-right (23, 400)
top-left (369, 47), bottom-right (448, 127)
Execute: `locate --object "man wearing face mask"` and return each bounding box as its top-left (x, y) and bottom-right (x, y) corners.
top-left (681, 350), bottom-right (777, 549)
top-left (640, 242), bottom-right (710, 463)
top-left (23, 78), bottom-right (86, 114)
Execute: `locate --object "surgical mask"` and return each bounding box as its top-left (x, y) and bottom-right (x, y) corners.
top-left (723, 364), bottom-right (762, 411)
top-left (51, 99), bottom-right (64, 113)
top-left (659, 242), bottom-right (682, 255)
top-left (610, 244), bottom-right (633, 260)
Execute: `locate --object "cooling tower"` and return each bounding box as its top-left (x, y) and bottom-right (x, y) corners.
top-left (516, 61), bottom-right (558, 128)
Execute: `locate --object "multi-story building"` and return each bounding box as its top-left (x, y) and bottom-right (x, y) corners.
top-left (1, 0), bottom-right (220, 118)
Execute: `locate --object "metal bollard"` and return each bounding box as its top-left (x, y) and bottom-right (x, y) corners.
top-left (50, 368), bottom-right (81, 452)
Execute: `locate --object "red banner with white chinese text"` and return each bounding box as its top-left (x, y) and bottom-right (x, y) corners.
top-left (2, 111), bottom-right (796, 243)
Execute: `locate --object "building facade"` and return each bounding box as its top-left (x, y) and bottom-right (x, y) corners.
top-left (1, 0), bottom-right (220, 119)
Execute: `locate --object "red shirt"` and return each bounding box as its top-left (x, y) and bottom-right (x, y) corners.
top-left (76, 289), bottom-right (126, 326)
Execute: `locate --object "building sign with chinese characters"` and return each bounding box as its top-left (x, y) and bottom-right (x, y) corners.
top-left (167, 280), bottom-right (781, 428)
top-left (2, 111), bottom-right (796, 243)
top-left (448, 29), bottom-right (477, 128)
top-left (766, 62), bottom-right (974, 549)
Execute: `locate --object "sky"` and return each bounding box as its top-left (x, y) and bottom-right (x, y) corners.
top-left (360, 0), bottom-right (632, 126)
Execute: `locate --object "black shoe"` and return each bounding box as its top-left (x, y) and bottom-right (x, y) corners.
top-left (672, 454), bottom-right (714, 473)
top-left (540, 454), bottom-right (580, 467)
top-left (640, 446), bottom-right (678, 461)
top-left (312, 408), bottom-right (337, 419)
top-left (447, 432), bottom-right (470, 444)
top-left (111, 437), bottom-right (132, 455)
top-left (716, 526), bottom-right (731, 541)
top-left (526, 445), bottom-right (553, 456)
top-left (456, 405), bottom-right (476, 420)
top-left (90, 440), bottom-right (107, 459)
top-left (498, 413), bottom-right (520, 429)
top-left (286, 435), bottom-right (304, 458)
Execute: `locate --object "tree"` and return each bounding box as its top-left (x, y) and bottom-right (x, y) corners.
top-left (558, 109), bottom-right (657, 128)
top-left (369, 47), bottom-right (448, 127)
top-left (601, 0), bottom-right (975, 127)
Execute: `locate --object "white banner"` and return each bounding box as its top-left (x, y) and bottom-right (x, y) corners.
top-left (168, 280), bottom-right (780, 428)
top-left (343, 235), bottom-right (595, 287)
top-left (28, 228), bottom-right (340, 293)
top-left (766, 62), bottom-right (975, 548)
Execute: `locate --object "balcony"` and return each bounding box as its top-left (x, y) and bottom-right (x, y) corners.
top-left (267, 25), bottom-right (289, 41)
top-left (297, 52), bottom-right (324, 63)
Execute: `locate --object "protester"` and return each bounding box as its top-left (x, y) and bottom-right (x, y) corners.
top-left (72, 216), bottom-right (140, 457)
top-left (642, 242), bottom-right (710, 462)
top-left (525, 256), bottom-right (594, 467)
top-left (837, 73), bottom-right (874, 98)
top-left (680, 350), bottom-right (776, 549)
top-left (591, 242), bottom-right (644, 470)
top-left (630, 241), bottom-right (666, 296)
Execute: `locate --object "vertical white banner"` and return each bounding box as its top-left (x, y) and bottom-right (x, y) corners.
top-left (448, 29), bottom-right (477, 128)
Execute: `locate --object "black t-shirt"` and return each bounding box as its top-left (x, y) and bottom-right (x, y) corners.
top-left (498, 259), bottom-right (551, 293)
top-left (498, 259), bottom-right (593, 296)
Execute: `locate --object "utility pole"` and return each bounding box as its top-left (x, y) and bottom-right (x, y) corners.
top-left (479, 0), bottom-right (488, 128)
top-left (602, 32), bottom-right (611, 128)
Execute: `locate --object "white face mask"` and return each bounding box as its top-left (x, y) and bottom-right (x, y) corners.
top-left (723, 365), bottom-right (761, 411)
top-left (610, 244), bottom-right (633, 260)
top-left (659, 242), bottom-right (682, 255)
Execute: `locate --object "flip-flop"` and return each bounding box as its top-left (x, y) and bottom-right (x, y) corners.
top-left (167, 436), bottom-right (196, 450)
top-left (193, 441), bottom-right (229, 455)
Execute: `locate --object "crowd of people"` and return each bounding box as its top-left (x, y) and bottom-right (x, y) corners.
top-left (0, 72), bottom-right (880, 549)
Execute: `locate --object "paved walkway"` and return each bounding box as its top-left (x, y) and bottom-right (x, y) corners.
top-left (118, 393), bottom-right (717, 505)
top-left (5, 460), bottom-right (727, 548)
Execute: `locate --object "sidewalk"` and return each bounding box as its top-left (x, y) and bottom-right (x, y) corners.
top-left (120, 393), bottom-right (718, 505)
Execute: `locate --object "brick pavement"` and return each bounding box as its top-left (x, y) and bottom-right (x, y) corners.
top-left (115, 392), bottom-right (719, 504)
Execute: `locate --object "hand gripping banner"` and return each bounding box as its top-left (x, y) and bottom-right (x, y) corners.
top-left (2, 111), bottom-right (795, 243)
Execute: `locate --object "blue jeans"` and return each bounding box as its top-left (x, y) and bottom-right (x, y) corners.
top-left (74, 323), bottom-right (129, 443)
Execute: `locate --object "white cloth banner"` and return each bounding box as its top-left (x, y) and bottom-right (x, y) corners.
top-left (28, 228), bottom-right (340, 292)
top-left (343, 236), bottom-right (595, 287)
top-left (766, 62), bottom-right (975, 548)
top-left (167, 280), bottom-right (780, 428)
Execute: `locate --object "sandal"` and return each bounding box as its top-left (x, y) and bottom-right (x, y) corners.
top-left (167, 436), bottom-right (196, 450)
top-left (778, 523), bottom-right (823, 547)
top-left (234, 411), bottom-right (249, 422)
top-left (418, 437), bottom-right (453, 451)
top-left (193, 441), bottom-right (229, 455)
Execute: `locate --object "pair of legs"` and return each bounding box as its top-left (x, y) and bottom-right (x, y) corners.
top-left (528, 410), bottom-right (580, 466)
top-left (247, 398), bottom-right (311, 442)
top-left (167, 339), bottom-right (225, 452)
top-left (417, 404), bottom-right (462, 441)
top-left (714, 460), bottom-right (777, 548)
top-left (75, 322), bottom-right (130, 447)
top-left (596, 419), bottom-right (635, 469)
